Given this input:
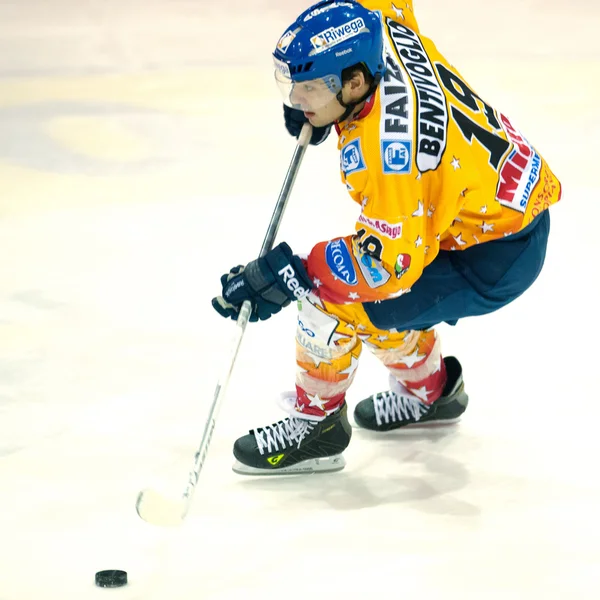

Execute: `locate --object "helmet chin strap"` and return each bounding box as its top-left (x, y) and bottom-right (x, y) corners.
top-left (336, 92), bottom-right (360, 123)
top-left (334, 75), bottom-right (382, 124)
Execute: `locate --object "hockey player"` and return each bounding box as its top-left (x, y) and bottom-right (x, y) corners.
top-left (212, 0), bottom-right (561, 474)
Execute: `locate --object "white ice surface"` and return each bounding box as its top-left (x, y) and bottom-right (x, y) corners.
top-left (0, 1), bottom-right (599, 599)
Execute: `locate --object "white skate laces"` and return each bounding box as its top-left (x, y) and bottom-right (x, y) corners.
top-left (254, 393), bottom-right (317, 455)
top-left (254, 417), bottom-right (315, 455)
top-left (373, 380), bottom-right (429, 427)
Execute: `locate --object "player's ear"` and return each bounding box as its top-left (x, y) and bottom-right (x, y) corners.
top-left (347, 69), bottom-right (368, 100)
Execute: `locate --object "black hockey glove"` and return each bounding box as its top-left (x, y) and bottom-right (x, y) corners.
top-left (283, 104), bottom-right (331, 146)
top-left (212, 242), bottom-right (313, 322)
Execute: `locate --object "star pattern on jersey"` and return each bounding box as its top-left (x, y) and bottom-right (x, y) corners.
top-left (453, 232), bottom-right (467, 246)
top-left (391, 3), bottom-right (405, 19)
top-left (503, 231), bottom-right (513, 237)
top-left (313, 278), bottom-right (322, 288)
top-left (424, 245), bottom-right (430, 255)
top-left (348, 291), bottom-right (360, 300)
top-left (415, 235), bottom-right (423, 248)
top-left (451, 156), bottom-right (461, 170)
top-left (451, 216), bottom-right (463, 226)
top-left (480, 205), bottom-right (488, 214)
top-left (427, 204), bottom-right (435, 218)
top-left (416, 172), bottom-right (422, 181)
top-left (479, 221), bottom-right (494, 233)
top-left (472, 234), bottom-right (481, 244)
top-left (412, 200), bottom-right (424, 217)
top-left (361, 196), bottom-right (369, 210)
top-left (460, 188), bottom-right (468, 197)
top-left (435, 233), bottom-right (440, 241)
top-left (340, 135), bottom-right (346, 144)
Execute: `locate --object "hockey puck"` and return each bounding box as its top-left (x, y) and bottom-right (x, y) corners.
top-left (95, 570), bottom-right (128, 588)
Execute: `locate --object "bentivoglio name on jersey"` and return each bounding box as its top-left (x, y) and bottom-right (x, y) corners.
top-left (384, 18), bottom-right (448, 173)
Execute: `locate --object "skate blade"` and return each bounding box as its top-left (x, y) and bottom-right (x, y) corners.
top-left (403, 416), bottom-right (463, 428)
top-left (232, 454), bottom-right (346, 476)
top-left (354, 416), bottom-right (463, 433)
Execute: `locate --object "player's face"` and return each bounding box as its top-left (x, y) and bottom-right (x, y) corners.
top-left (296, 94), bottom-right (347, 127)
top-left (291, 71), bottom-right (370, 127)
top-left (288, 79), bottom-right (343, 125)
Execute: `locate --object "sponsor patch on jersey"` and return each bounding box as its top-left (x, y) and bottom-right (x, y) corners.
top-left (380, 29), bottom-right (414, 175)
top-left (394, 253), bottom-right (411, 279)
top-left (357, 250), bottom-right (391, 288)
top-left (325, 239), bottom-right (357, 286)
top-left (357, 213), bottom-right (403, 239)
top-left (341, 139), bottom-right (366, 177)
top-left (386, 18), bottom-right (448, 173)
top-left (382, 140), bottom-right (412, 174)
top-left (310, 17), bottom-right (365, 52)
top-left (496, 113), bottom-right (541, 213)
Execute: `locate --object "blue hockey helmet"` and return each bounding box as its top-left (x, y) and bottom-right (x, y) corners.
top-left (273, 0), bottom-right (385, 111)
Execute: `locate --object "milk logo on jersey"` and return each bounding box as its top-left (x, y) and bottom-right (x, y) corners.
top-left (341, 139), bottom-right (366, 177)
top-left (310, 17), bottom-right (365, 52)
top-left (325, 239), bottom-right (357, 286)
top-left (496, 113), bottom-right (541, 213)
top-left (355, 246), bottom-right (391, 288)
top-left (303, 2), bottom-right (354, 22)
top-left (277, 29), bottom-right (297, 54)
top-left (379, 29), bottom-right (414, 174)
top-left (386, 18), bottom-right (448, 173)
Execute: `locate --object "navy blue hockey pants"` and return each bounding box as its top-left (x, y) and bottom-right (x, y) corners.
top-left (363, 209), bottom-right (551, 332)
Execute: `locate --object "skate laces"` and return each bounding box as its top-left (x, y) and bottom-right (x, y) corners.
top-left (254, 417), bottom-right (315, 455)
top-left (373, 388), bottom-right (428, 426)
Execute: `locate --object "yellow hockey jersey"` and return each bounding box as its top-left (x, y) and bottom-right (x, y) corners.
top-left (307, 0), bottom-right (561, 305)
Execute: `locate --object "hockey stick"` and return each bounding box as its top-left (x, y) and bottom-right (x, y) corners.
top-left (135, 122), bottom-right (313, 526)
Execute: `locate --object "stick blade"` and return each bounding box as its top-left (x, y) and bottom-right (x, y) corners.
top-left (135, 488), bottom-right (188, 527)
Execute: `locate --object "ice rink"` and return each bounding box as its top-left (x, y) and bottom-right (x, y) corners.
top-left (0, 0), bottom-right (599, 598)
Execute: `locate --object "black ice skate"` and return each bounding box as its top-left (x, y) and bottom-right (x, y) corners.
top-left (232, 396), bottom-right (352, 475)
top-left (353, 356), bottom-right (468, 432)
